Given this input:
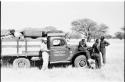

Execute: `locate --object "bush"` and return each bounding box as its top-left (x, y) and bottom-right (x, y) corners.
top-left (115, 32), bottom-right (124, 40)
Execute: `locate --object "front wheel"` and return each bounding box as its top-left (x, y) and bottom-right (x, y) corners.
top-left (13, 58), bottom-right (30, 68)
top-left (74, 55), bottom-right (87, 68)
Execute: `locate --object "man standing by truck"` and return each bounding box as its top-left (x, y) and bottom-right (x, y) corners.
top-left (100, 36), bottom-right (110, 65)
top-left (39, 39), bottom-right (49, 70)
top-left (92, 39), bottom-right (101, 69)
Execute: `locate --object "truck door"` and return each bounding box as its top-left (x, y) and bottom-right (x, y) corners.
top-left (50, 37), bottom-right (70, 62)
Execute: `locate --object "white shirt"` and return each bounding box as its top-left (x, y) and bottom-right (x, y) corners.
top-left (40, 42), bottom-right (48, 51)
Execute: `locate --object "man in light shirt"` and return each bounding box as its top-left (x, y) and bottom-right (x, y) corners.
top-left (39, 39), bottom-right (49, 70)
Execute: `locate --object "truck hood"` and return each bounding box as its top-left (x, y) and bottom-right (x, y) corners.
top-left (67, 44), bottom-right (79, 54)
top-left (68, 44), bottom-right (78, 49)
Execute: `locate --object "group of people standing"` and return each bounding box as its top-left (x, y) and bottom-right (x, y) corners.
top-left (78, 36), bottom-right (110, 69)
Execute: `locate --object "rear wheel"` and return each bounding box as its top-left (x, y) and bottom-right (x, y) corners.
top-left (74, 55), bottom-right (87, 68)
top-left (13, 58), bottom-right (30, 68)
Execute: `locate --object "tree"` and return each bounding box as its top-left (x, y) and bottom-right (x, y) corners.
top-left (71, 18), bottom-right (109, 42)
top-left (115, 32), bottom-right (124, 39)
top-left (71, 18), bottom-right (97, 42)
top-left (114, 26), bottom-right (125, 39)
top-left (105, 34), bottom-right (113, 39)
top-left (98, 24), bottom-right (108, 34)
top-left (93, 24), bottom-right (109, 39)
top-left (67, 32), bottom-right (82, 39)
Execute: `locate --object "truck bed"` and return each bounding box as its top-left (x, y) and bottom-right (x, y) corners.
top-left (1, 38), bottom-right (42, 56)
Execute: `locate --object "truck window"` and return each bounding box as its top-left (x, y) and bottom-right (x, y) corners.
top-left (52, 39), bottom-right (65, 46)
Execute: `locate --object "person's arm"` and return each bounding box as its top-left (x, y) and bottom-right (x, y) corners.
top-left (85, 43), bottom-right (88, 47)
top-left (78, 41), bottom-right (81, 46)
top-left (79, 41), bottom-right (83, 48)
top-left (81, 43), bottom-right (87, 50)
top-left (92, 44), bottom-right (95, 52)
top-left (105, 41), bottom-right (110, 46)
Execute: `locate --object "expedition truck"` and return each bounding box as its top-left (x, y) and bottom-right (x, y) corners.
top-left (1, 32), bottom-right (92, 68)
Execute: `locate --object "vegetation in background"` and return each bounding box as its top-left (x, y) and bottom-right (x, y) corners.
top-left (1, 20), bottom-right (124, 40)
top-left (71, 18), bottom-right (109, 42)
top-left (114, 26), bottom-right (124, 40)
top-left (66, 31), bottom-right (82, 39)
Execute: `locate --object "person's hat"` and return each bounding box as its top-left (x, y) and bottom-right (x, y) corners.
top-left (82, 39), bottom-right (85, 42)
top-left (95, 39), bottom-right (99, 43)
top-left (101, 36), bottom-right (105, 39)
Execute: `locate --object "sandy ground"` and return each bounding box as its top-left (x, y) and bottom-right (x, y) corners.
top-left (1, 39), bottom-right (124, 82)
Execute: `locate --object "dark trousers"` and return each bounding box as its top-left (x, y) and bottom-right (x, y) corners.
top-left (85, 50), bottom-right (90, 59)
top-left (78, 47), bottom-right (90, 59)
top-left (93, 53), bottom-right (101, 69)
top-left (38, 50), bottom-right (43, 69)
top-left (100, 48), bottom-right (106, 64)
top-left (38, 58), bottom-right (43, 69)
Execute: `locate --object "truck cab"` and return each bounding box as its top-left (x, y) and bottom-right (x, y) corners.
top-left (47, 33), bottom-right (70, 63)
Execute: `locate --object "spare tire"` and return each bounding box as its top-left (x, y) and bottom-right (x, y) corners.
top-left (13, 58), bottom-right (30, 68)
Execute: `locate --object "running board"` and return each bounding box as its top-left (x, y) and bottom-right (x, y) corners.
top-left (50, 61), bottom-right (71, 64)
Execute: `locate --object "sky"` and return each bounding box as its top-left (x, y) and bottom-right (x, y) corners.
top-left (1, 1), bottom-right (124, 35)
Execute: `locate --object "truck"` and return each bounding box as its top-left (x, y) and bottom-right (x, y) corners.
top-left (1, 32), bottom-right (92, 68)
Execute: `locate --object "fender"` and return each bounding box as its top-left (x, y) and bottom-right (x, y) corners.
top-left (68, 51), bottom-right (88, 62)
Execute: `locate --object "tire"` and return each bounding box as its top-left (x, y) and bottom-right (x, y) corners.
top-left (13, 58), bottom-right (30, 68)
top-left (74, 55), bottom-right (87, 68)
